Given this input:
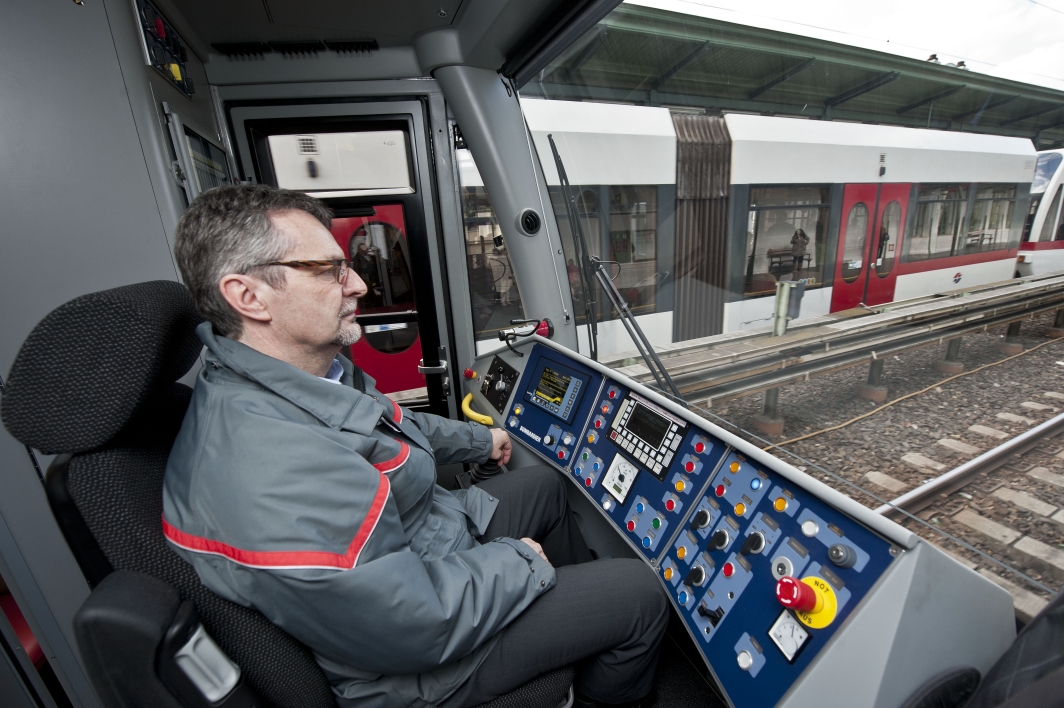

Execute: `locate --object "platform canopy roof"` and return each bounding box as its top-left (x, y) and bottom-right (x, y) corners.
top-left (519, 4), bottom-right (1064, 149)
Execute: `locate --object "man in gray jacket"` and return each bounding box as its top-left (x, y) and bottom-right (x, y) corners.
top-left (163, 185), bottom-right (668, 708)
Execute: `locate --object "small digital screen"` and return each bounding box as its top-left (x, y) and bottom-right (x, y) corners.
top-left (625, 403), bottom-right (671, 449)
top-left (534, 367), bottom-right (571, 406)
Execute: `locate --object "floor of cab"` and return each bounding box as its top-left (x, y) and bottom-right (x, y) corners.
top-left (652, 616), bottom-right (728, 708)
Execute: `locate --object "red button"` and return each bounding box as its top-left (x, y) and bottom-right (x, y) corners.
top-left (608, 390), bottom-right (617, 399)
top-left (557, 450), bottom-right (565, 459)
top-left (694, 441), bottom-right (706, 453)
top-left (601, 404), bottom-right (609, 413)
top-left (715, 484), bottom-right (726, 497)
top-left (585, 477), bottom-right (593, 487)
top-left (776, 576), bottom-right (817, 612)
top-left (595, 419), bottom-right (603, 428)
top-left (627, 520), bottom-right (636, 531)
top-left (685, 461), bottom-right (695, 473)
top-left (610, 431), bottom-right (618, 440)
top-left (665, 499), bottom-right (676, 511)
top-left (722, 562), bottom-right (735, 578)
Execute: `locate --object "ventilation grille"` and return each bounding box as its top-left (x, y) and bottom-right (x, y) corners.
top-left (297, 137), bottom-right (318, 155)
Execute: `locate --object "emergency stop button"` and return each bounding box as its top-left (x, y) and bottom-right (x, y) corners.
top-left (776, 575), bottom-right (839, 629)
top-left (776, 576), bottom-right (819, 613)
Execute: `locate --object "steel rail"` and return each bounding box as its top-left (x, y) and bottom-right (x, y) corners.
top-left (604, 272), bottom-right (1064, 404)
top-left (876, 410), bottom-right (1064, 519)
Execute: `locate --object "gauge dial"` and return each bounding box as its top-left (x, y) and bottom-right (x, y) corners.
top-left (768, 610), bottom-right (810, 662)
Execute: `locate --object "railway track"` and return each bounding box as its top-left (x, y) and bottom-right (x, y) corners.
top-left (604, 271), bottom-right (1064, 406)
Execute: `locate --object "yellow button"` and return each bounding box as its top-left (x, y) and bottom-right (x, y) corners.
top-left (774, 497), bottom-right (788, 512)
top-left (675, 480), bottom-right (686, 492)
top-left (169, 63), bottom-right (182, 81)
top-left (514, 405), bottom-right (523, 415)
top-left (734, 502), bottom-right (746, 516)
top-left (730, 461), bottom-right (741, 473)
top-left (663, 567), bottom-right (673, 581)
top-left (677, 546), bottom-right (687, 559)
top-left (587, 433), bottom-right (596, 443)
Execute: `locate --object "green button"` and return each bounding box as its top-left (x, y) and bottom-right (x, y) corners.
top-left (582, 451), bottom-right (589, 461)
top-left (652, 517), bottom-right (661, 529)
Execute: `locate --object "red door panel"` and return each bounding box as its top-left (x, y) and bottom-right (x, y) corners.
top-left (830, 184), bottom-right (877, 311)
top-left (863, 184), bottom-right (910, 306)
top-left (330, 205), bottom-right (427, 394)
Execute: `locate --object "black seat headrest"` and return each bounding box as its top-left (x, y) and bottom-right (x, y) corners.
top-left (2, 281), bottom-right (204, 454)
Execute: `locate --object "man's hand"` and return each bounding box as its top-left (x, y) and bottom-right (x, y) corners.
top-left (521, 537), bottom-right (550, 565)
top-left (489, 428), bottom-right (512, 465)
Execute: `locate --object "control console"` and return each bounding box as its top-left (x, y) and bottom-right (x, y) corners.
top-left (471, 338), bottom-right (1016, 708)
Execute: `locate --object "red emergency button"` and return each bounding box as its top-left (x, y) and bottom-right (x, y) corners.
top-left (722, 562), bottom-right (735, 578)
top-left (715, 484), bottom-right (726, 497)
top-left (685, 460), bottom-right (696, 473)
top-left (627, 520), bottom-right (636, 531)
top-left (665, 499), bottom-right (676, 511)
top-left (694, 441), bottom-right (706, 453)
top-left (776, 576), bottom-right (818, 613)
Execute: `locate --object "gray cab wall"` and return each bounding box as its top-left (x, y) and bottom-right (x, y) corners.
top-left (0, 1), bottom-right (204, 705)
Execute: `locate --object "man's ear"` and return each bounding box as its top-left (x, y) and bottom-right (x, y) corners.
top-left (219, 274), bottom-right (273, 324)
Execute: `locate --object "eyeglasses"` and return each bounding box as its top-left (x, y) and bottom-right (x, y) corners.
top-left (257, 259), bottom-right (350, 284)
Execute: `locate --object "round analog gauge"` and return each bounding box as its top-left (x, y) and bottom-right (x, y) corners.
top-left (768, 610), bottom-right (810, 662)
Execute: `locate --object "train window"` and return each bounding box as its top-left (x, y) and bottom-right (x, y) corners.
top-left (266, 131), bottom-right (414, 199)
top-left (1039, 186), bottom-right (1063, 242)
top-left (456, 148), bottom-right (526, 342)
top-left (1033, 153), bottom-right (1062, 194)
top-left (966, 185), bottom-right (1018, 253)
top-left (875, 201), bottom-right (902, 278)
top-left (840, 203), bottom-right (870, 284)
top-left (906, 185), bottom-right (968, 260)
top-left (743, 187), bottom-right (830, 296)
top-left (606, 186), bottom-right (658, 315)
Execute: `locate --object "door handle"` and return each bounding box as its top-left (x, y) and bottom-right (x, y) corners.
top-left (418, 359), bottom-right (448, 375)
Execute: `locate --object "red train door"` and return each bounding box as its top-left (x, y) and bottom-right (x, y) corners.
top-left (862, 184), bottom-right (910, 306)
top-left (830, 184), bottom-right (877, 311)
top-left (329, 205), bottom-right (427, 395)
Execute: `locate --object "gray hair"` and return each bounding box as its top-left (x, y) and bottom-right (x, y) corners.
top-left (174, 184), bottom-right (332, 337)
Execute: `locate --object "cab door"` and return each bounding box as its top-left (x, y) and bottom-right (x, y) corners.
top-left (227, 102), bottom-right (452, 416)
top-left (862, 184), bottom-right (909, 306)
top-left (830, 184), bottom-right (877, 311)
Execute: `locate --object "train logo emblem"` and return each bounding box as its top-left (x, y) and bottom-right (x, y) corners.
top-left (953, 272), bottom-right (963, 284)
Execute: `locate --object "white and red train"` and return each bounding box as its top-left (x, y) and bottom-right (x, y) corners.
top-left (1018, 148), bottom-right (1064, 276)
top-left (510, 99), bottom-right (1037, 344)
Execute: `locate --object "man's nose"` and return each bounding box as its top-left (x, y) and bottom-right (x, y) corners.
top-left (344, 270), bottom-right (368, 299)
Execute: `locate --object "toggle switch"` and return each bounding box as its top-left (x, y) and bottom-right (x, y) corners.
top-left (707, 528), bottom-right (730, 551)
top-left (697, 603), bottom-right (724, 627)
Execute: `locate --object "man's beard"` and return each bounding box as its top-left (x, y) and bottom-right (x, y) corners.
top-left (334, 299), bottom-right (362, 347)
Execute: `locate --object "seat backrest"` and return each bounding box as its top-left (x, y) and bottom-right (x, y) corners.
top-left (1, 281), bottom-right (336, 708)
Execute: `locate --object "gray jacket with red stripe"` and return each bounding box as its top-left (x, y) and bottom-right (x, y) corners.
top-left (162, 324), bottom-right (556, 707)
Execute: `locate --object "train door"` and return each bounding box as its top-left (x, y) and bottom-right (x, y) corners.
top-left (830, 184), bottom-right (877, 310)
top-left (226, 102), bottom-right (452, 416)
top-left (862, 184), bottom-right (909, 306)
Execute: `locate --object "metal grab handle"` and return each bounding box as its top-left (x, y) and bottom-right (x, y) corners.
top-left (418, 359), bottom-right (448, 375)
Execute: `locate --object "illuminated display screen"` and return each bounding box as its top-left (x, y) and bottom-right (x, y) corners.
top-left (535, 367), bottom-right (570, 406)
top-left (625, 403), bottom-right (671, 449)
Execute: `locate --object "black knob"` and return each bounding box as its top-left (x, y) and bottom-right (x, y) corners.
top-left (829, 543), bottom-right (858, 569)
top-left (740, 532), bottom-right (766, 557)
top-left (684, 565), bottom-right (706, 588)
top-left (691, 509), bottom-right (711, 529)
top-left (543, 435), bottom-right (555, 445)
top-left (707, 529), bottom-right (730, 551)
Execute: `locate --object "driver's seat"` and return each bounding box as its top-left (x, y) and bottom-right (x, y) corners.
top-left (1, 280), bottom-right (573, 708)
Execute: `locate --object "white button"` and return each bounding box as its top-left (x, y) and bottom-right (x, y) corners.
top-left (737, 650), bottom-right (753, 671)
top-left (801, 519), bottom-right (819, 537)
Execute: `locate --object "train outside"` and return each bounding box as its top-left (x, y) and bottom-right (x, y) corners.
top-left (464, 99), bottom-right (1036, 360)
top-left (1018, 149), bottom-right (1064, 277)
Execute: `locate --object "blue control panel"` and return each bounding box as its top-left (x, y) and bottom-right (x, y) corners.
top-left (503, 344), bottom-right (900, 708)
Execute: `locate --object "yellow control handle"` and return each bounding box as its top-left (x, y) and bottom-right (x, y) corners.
top-left (462, 393), bottom-right (494, 426)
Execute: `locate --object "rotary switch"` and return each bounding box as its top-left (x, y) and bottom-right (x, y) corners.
top-left (691, 509), bottom-right (711, 529)
top-left (684, 565), bottom-right (707, 587)
top-left (707, 528), bottom-right (730, 551)
top-left (739, 531), bottom-right (766, 556)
